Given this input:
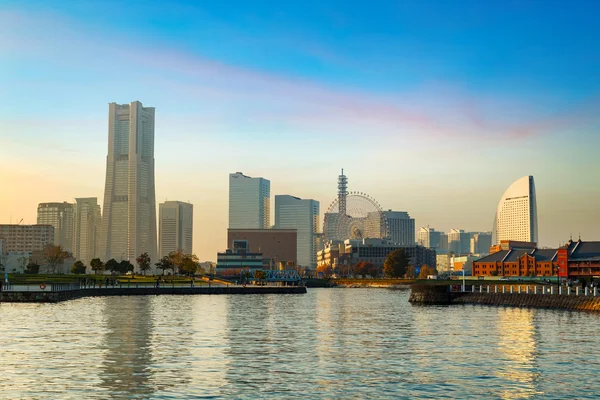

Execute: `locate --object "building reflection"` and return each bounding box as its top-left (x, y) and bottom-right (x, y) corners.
top-left (496, 307), bottom-right (541, 398)
top-left (99, 297), bottom-right (155, 398)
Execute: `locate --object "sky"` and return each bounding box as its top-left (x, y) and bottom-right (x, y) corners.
top-left (1, 0), bottom-right (599, 261)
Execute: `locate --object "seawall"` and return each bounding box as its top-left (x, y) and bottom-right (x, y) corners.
top-left (409, 285), bottom-right (600, 312)
top-left (0, 286), bottom-right (307, 303)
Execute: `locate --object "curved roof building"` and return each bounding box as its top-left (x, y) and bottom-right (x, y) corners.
top-left (492, 176), bottom-right (538, 245)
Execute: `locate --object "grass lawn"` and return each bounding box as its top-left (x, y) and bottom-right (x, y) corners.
top-left (6, 273), bottom-right (203, 285)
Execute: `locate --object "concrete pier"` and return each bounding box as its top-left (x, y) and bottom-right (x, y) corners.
top-left (0, 286), bottom-right (307, 303)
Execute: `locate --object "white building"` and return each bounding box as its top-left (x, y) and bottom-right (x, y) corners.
top-left (493, 176), bottom-right (538, 245)
top-left (383, 210), bottom-right (415, 246)
top-left (275, 195), bottom-right (319, 267)
top-left (74, 197), bottom-right (102, 266)
top-left (159, 201), bottom-right (193, 258)
top-left (418, 227), bottom-right (441, 249)
top-left (229, 172), bottom-right (270, 229)
top-left (0, 224), bottom-right (54, 252)
top-left (37, 202), bottom-right (74, 253)
top-left (99, 101), bottom-right (158, 262)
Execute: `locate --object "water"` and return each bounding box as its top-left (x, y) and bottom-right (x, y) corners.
top-left (1, 288), bottom-right (599, 399)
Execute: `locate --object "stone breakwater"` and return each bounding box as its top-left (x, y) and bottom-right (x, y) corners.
top-left (409, 285), bottom-right (600, 312)
top-left (0, 286), bottom-right (307, 303)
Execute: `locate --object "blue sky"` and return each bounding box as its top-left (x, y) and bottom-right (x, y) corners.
top-left (1, 0), bottom-right (599, 259)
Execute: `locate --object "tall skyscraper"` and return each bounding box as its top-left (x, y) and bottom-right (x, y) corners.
top-left (159, 201), bottom-right (193, 258)
top-left (73, 197), bottom-right (101, 266)
top-left (275, 195), bottom-right (320, 267)
top-left (229, 172), bottom-right (270, 229)
top-left (418, 227), bottom-right (441, 249)
top-left (37, 202), bottom-right (74, 253)
top-left (493, 176), bottom-right (538, 245)
top-left (99, 101), bottom-right (157, 262)
top-left (448, 229), bottom-right (470, 255)
top-left (383, 210), bottom-right (415, 245)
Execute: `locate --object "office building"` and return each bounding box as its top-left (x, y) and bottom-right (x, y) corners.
top-left (470, 232), bottom-right (492, 255)
top-left (227, 229), bottom-right (297, 267)
top-left (159, 201), bottom-right (193, 258)
top-left (418, 227), bottom-right (441, 249)
top-left (37, 202), bottom-right (74, 253)
top-left (74, 197), bottom-right (102, 265)
top-left (275, 195), bottom-right (319, 267)
top-left (448, 229), bottom-right (470, 255)
top-left (229, 172), bottom-right (270, 229)
top-left (0, 224), bottom-right (54, 252)
top-left (383, 210), bottom-right (415, 246)
top-left (493, 175), bottom-right (538, 245)
top-left (99, 101), bottom-right (158, 262)
top-left (344, 238), bottom-right (436, 269)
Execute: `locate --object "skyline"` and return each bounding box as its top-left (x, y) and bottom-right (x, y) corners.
top-left (1, 1), bottom-right (600, 261)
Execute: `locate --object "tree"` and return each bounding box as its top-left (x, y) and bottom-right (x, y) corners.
top-left (106, 258), bottom-right (119, 275)
top-left (90, 258), bottom-right (105, 275)
top-left (406, 265), bottom-right (416, 279)
top-left (155, 256), bottom-right (174, 275)
top-left (418, 265), bottom-right (437, 279)
top-left (254, 269), bottom-right (266, 285)
top-left (383, 249), bottom-right (409, 278)
top-left (71, 261), bottom-right (87, 274)
top-left (24, 262), bottom-right (40, 274)
top-left (44, 244), bottom-right (69, 274)
top-left (168, 249), bottom-right (185, 275)
top-left (119, 260), bottom-right (134, 275)
top-left (136, 252), bottom-right (152, 275)
top-left (180, 254), bottom-right (199, 276)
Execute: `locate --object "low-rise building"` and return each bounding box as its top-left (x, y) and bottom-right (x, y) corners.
top-left (216, 250), bottom-right (263, 277)
top-left (0, 224), bottom-right (54, 253)
top-left (344, 238), bottom-right (436, 269)
top-left (227, 229), bottom-right (297, 266)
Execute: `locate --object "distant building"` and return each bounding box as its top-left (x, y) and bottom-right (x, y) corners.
top-left (227, 229), bottom-right (297, 267)
top-left (448, 229), bottom-right (470, 255)
top-left (317, 240), bottom-right (344, 270)
top-left (470, 232), bottom-right (492, 255)
top-left (383, 210), bottom-right (415, 246)
top-left (229, 172), bottom-right (270, 229)
top-left (159, 201), bottom-right (193, 258)
top-left (74, 197), bottom-right (102, 266)
top-left (0, 224), bottom-right (54, 253)
top-left (439, 233), bottom-right (449, 253)
top-left (418, 227), bottom-right (441, 249)
top-left (344, 238), bottom-right (436, 269)
top-left (274, 195), bottom-right (319, 267)
top-left (216, 249), bottom-right (263, 276)
top-left (436, 253), bottom-right (451, 273)
top-left (99, 101), bottom-right (158, 262)
top-left (493, 175), bottom-right (538, 245)
top-left (37, 202), bottom-right (75, 253)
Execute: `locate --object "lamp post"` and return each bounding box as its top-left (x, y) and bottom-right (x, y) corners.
top-left (462, 269), bottom-right (465, 292)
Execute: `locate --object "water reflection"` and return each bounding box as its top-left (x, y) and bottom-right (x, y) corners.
top-left (100, 297), bottom-right (155, 399)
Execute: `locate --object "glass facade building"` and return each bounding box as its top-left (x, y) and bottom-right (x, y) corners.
top-left (275, 195), bottom-right (320, 267)
top-left (74, 197), bottom-right (101, 265)
top-left (228, 172), bottom-right (270, 229)
top-left (159, 201), bottom-right (193, 258)
top-left (37, 202), bottom-right (75, 253)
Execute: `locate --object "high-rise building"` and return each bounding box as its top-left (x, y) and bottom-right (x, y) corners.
top-left (229, 172), bottom-right (270, 229)
top-left (37, 202), bottom-right (74, 253)
top-left (73, 197), bottom-right (102, 266)
top-left (440, 233), bottom-right (449, 253)
top-left (159, 201), bottom-right (193, 258)
top-left (275, 195), bottom-right (320, 267)
top-left (448, 229), bottom-right (470, 255)
top-left (470, 232), bottom-right (492, 255)
top-left (99, 101), bottom-right (157, 262)
top-left (0, 224), bottom-right (54, 252)
top-left (493, 176), bottom-right (538, 245)
top-left (418, 227), bottom-right (441, 249)
top-left (383, 210), bottom-right (415, 246)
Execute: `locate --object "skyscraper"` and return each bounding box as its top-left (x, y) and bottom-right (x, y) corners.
top-left (229, 172), bottom-right (270, 229)
top-left (418, 227), bottom-right (441, 249)
top-left (493, 176), bottom-right (538, 245)
top-left (448, 229), bottom-right (470, 255)
top-left (74, 197), bottom-right (102, 265)
top-left (159, 201), bottom-right (193, 258)
top-left (275, 195), bottom-right (320, 267)
top-left (383, 210), bottom-right (415, 245)
top-left (99, 101), bottom-right (157, 262)
top-left (37, 202), bottom-right (74, 253)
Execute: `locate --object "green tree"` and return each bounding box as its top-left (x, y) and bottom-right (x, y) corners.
top-left (106, 258), bottom-right (119, 275)
top-left (24, 262), bottom-right (40, 274)
top-left (90, 258), bottom-right (105, 275)
top-left (180, 254), bottom-right (199, 276)
top-left (136, 252), bottom-right (152, 275)
top-left (44, 244), bottom-right (69, 274)
top-left (119, 260), bottom-right (134, 274)
top-left (383, 249), bottom-right (409, 278)
top-left (155, 256), bottom-right (174, 275)
top-left (71, 260), bottom-right (87, 274)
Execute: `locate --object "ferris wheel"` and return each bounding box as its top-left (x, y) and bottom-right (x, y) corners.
top-left (323, 191), bottom-right (389, 243)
